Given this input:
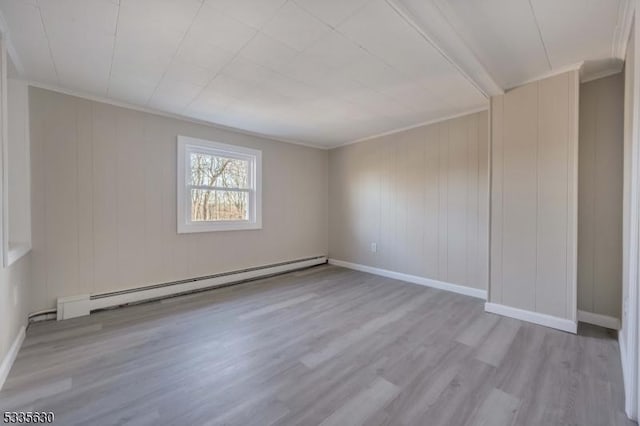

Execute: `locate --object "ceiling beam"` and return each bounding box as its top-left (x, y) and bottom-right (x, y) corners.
top-left (385, 0), bottom-right (503, 98)
top-left (613, 0), bottom-right (635, 60)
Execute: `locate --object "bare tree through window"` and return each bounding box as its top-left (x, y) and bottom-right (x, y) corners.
top-left (178, 136), bottom-right (261, 233)
top-left (190, 152), bottom-right (249, 221)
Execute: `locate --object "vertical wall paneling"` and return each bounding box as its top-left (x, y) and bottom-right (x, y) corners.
top-left (489, 97), bottom-right (504, 303)
top-left (578, 73), bottom-right (624, 320)
top-left (489, 70), bottom-right (579, 325)
top-left (328, 111), bottom-right (489, 292)
top-left (29, 88), bottom-right (328, 311)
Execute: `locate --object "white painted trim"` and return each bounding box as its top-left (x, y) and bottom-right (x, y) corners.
top-left (385, 0), bottom-right (502, 97)
top-left (620, 333), bottom-right (631, 418)
top-left (6, 244), bottom-right (31, 266)
top-left (484, 302), bottom-right (578, 334)
top-left (75, 257), bottom-right (327, 314)
top-left (506, 62), bottom-right (584, 91)
top-left (176, 136), bottom-right (262, 233)
top-left (577, 310), bottom-right (621, 330)
top-left (334, 106), bottom-right (489, 149)
top-left (581, 66), bottom-right (624, 84)
top-left (0, 38), bottom-right (6, 268)
top-left (328, 259), bottom-right (487, 300)
top-left (567, 69), bottom-right (580, 324)
top-left (622, 14), bottom-right (640, 420)
top-left (613, 0), bottom-right (635, 60)
top-left (3, 78), bottom-right (32, 267)
top-left (26, 81), bottom-right (327, 150)
top-left (0, 325), bottom-right (25, 391)
top-left (31, 82), bottom-right (492, 152)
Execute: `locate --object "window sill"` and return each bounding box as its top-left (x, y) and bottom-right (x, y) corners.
top-left (5, 243), bottom-right (31, 267)
top-left (178, 222), bottom-right (262, 234)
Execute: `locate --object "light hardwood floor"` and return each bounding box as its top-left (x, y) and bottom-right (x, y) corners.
top-left (0, 265), bottom-right (635, 425)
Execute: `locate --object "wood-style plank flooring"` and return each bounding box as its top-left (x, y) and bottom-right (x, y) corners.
top-left (0, 265), bottom-right (635, 425)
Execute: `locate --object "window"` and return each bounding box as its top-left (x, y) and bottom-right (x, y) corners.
top-left (2, 52), bottom-right (31, 266)
top-left (177, 136), bottom-right (262, 233)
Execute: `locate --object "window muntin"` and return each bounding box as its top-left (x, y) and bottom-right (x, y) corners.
top-left (177, 136), bottom-right (262, 233)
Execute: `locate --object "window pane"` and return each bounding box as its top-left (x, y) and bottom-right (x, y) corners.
top-left (190, 189), bottom-right (249, 221)
top-left (190, 152), bottom-right (249, 188)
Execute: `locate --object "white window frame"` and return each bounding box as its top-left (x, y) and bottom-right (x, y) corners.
top-left (177, 135), bottom-right (262, 233)
top-left (1, 39), bottom-right (32, 267)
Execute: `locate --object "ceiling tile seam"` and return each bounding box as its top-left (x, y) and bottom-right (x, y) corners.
top-left (527, 0), bottom-right (552, 71)
top-left (217, 52), bottom-right (404, 125)
top-left (180, 28), bottom-right (263, 116)
top-left (292, 0), bottom-right (375, 30)
top-left (261, 0), bottom-right (333, 51)
top-left (35, 0), bottom-right (60, 85)
top-left (218, 31), bottom-right (394, 119)
top-left (225, 0), bottom-right (292, 31)
top-left (213, 29), bottom-right (440, 127)
top-left (105, 1), bottom-right (122, 97)
top-left (181, 0), bottom-right (298, 115)
top-left (192, 0), bottom-right (457, 127)
top-left (385, 0), bottom-right (489, 99)
top-left (328, 15), bottom-right (458, 113)
top-left (144, 1), bottom-right (207, 107)
top-left (429, 0), bottom-right (503, 95)
top-left (293, 9), bottom-right (456, 114)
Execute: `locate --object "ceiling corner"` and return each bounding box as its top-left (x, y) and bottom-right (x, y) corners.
top-left (385, 0), bottom-right (504, 98)
top-left (613, 0), bottom-right (635, 60)
top-left (0, 9), bottom-right (25, 77)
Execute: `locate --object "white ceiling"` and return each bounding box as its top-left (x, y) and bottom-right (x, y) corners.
top-left (416, 0), bottom-right (630, 89)
top-left (0, 0), bottom-right (631, 147)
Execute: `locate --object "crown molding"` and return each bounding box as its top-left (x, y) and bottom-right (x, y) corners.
top-left (581, 65), bottom-right (624, 84)
top-left (506, 62), bottom-right (584, 91)
top-left (27, 81), bottom-right (329, 150)
top-left (613, 0), bottom-right (635, 59)
top-left (330, 105), bottom-right (488, 149)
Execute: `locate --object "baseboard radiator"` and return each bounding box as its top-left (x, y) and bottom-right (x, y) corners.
top-left (55, 256), bottom-right (327, 321)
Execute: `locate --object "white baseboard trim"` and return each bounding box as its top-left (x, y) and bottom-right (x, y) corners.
top-left (577, 310), bottom-right (621, 330)
top-left (0, 326), bottom-right (26, 391)
top-left (56, 256), bottom-right (327, 320)
top-left (328, 258), bottom-right (487, 300)
top-left (618, 334), bottom-right (637, 420)
top-left (620, 334), bottom-right (628, 394)
top-left (485, 302), bottom-right (577, 333)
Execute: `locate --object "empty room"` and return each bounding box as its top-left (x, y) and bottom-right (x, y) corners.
top-left (1, 0), bottom-right (640, 424)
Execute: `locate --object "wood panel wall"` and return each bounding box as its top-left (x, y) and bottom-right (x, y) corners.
top-left (490, 70), bottom-right (579, 321)
top-left (29, 87), bottom-right (328, 311)
top-left (328, 111), bottom-right (489, 291)
top-left (578, 73), bottom-right (624, 319)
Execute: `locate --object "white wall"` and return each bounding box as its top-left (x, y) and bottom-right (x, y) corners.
top-left (490, 70), bottom-right (579, 323)
top-left (0, 42), bottom-right (32, 389)
top-left (621, 18), bottom-right (640, 421)
top-left (6, 78), bottom-right (31, 251)
top-left (328, 111), bottom-right (489, 292)
top-left (29, 87), bottom-right (328, 311)
top-left (578, 73), bottom-right (624, 320)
